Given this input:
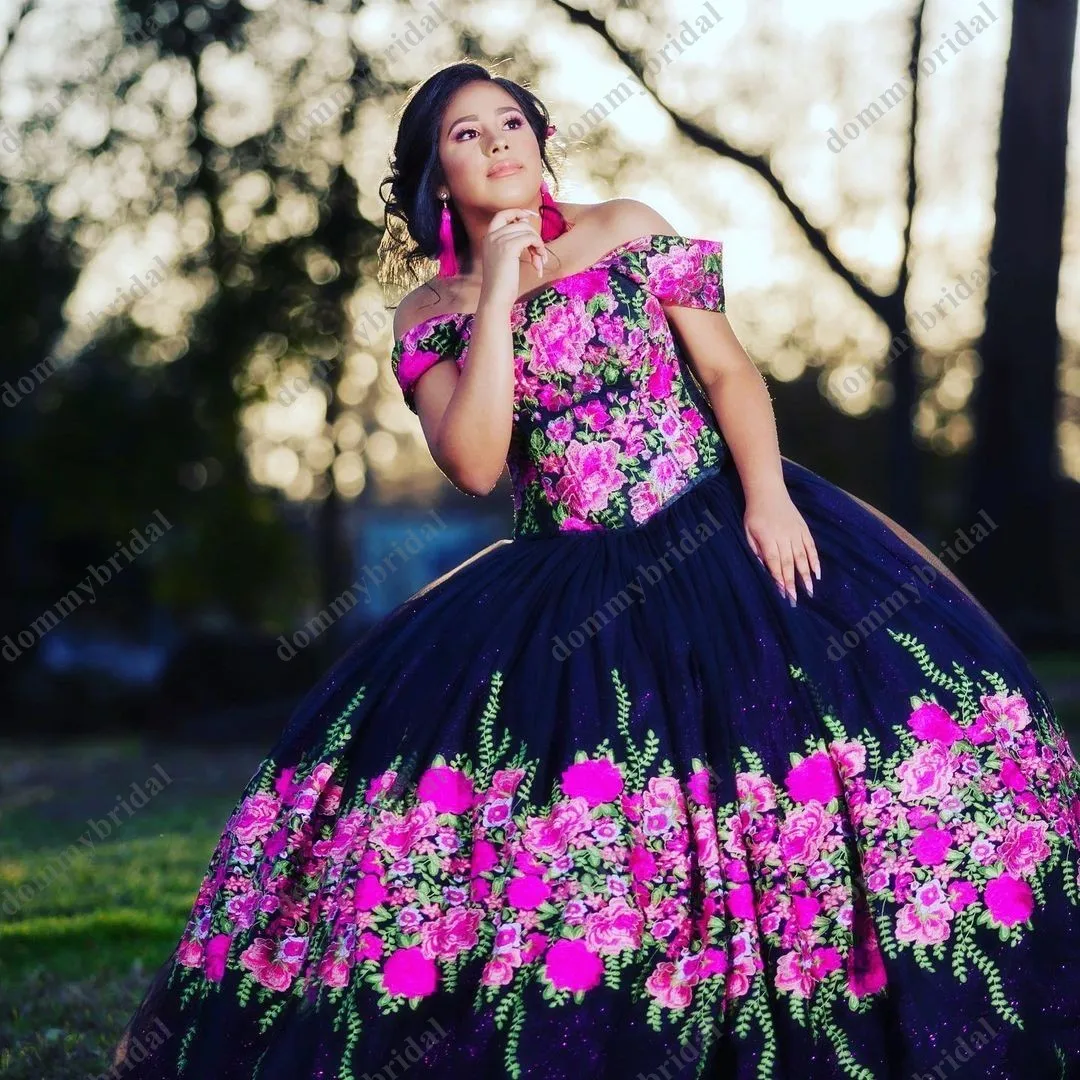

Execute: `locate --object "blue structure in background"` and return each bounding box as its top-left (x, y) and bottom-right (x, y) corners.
top-left (344, 504), bottom-right (506, 623)
top-left (29, 505), bottom-right (508, 679)
top-left (17, 501), bottom-right (512, 740)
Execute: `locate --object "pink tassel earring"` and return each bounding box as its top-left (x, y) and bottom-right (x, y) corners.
top-left (539, 180), bottom-right (565, 242)
top-left (540, 123), bottom-right (571, 241)
top-left (437, 190), bottom-right (458, 279)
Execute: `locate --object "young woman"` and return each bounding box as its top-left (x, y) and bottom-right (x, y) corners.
top-left (111, 61), bottom-right (1080, 1079)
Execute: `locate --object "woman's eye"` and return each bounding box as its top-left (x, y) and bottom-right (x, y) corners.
top-left (454, 116), bottom-right (524, 141)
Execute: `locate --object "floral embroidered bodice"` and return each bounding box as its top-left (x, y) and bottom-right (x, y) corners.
top-left (391, 233), bottom-right (729, 539)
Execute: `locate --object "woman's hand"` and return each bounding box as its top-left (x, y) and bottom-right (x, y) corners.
top-left (743, 487), bottom-right (821, 605)
top-left (478, 207), bottom-right (549, 312)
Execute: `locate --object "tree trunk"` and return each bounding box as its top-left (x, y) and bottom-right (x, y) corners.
top-left (964, 0), bottom-right (1077, 644)
top-left (884, 293), bottom-right (922, 531)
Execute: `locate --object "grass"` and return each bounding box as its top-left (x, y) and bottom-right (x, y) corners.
top-left (0, 740), bottom-right (261, 1079)
top-left (1, 654), bottom-right (1079, 1077)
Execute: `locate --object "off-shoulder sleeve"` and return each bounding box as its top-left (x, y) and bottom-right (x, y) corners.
top-left (620, 233), bottom-right (725, 312)
top-left (390, 314), bottom-right (465, 415)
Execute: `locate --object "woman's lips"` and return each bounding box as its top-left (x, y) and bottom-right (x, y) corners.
top-left (488, 163), bottom-right (523, 178)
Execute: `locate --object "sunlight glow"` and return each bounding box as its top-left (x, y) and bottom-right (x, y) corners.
top-left (3, 0), bottom-right (1079, 497)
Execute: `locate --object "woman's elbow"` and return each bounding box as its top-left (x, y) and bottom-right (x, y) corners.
top-left (448, 466), bottom-right (502, 497)
top-left (432, 440), bottom-right (502, 497)
top-left (460, 474), bottom-right (501, 497)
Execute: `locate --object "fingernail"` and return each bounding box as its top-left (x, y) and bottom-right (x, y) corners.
top-left (807, 581), bottom-right (814, 598)
top-left (788, 594), bottom-right (797, 608)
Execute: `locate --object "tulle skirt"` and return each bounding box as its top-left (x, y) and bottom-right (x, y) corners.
top-left (110, 455), bottom-right (1080, 1080)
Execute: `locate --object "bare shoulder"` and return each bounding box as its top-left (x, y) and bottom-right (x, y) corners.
top-left (578, 198), bottom-right (679, 248)
top-left (392, 281), bottom-right (451, 341)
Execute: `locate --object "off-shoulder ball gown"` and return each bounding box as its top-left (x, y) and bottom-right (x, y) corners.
top-left (111, 234), bottom-right (1080, 1080)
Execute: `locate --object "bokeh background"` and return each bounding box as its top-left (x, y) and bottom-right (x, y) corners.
top-left (2, 0), bottom-right (1080, 1074)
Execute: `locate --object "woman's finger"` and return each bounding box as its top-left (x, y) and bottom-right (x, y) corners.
top-left (493, 223), bottom-right (547, 275)
top-left (745, 525), bottom-right (763, 565)
top-left (803, 528), bottom-right (822, 582)
top-left (763, 540), bottom-right (786, 599)
top-left (793, 539), bottom-right (814, 598)
top-left (779, 540), bottom-right (797, 602)
top-left (490, 207), bottom-right (540, 230)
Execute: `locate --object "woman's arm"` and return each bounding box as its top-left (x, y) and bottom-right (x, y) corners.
top-left (602, 198), bottom-right (820, 602)
top-left (599, 200), bottom-right (789, 500)
top-left (396, 208), bottom-right (547, 497)
top-left (394, 298), bottom-right (515, 498)
top-left (669, 305), bottom-right (821, 603)
top-left (601, 199), bottom-right (821, 602)
top-left (673, 309), bottom-right (786, 499)
top-left (414, 303), bottom-right (516, 497)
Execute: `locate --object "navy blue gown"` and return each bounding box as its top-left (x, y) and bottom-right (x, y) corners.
top-left (111, 234), bottom-right (1080, 1079)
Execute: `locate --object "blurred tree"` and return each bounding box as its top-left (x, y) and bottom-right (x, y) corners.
top-left (0, 0), bottom-right (403, 645)
top-left (1, 0), bottom-right (1076, 698)
top-left (2, 0), bottom-right (308, 637)
top-left (0, 2), bottom-right (81, 706)
top-left (964, 0), bottom-right (1078, 643)
top-left (557, 0), bottom-right (932, 531)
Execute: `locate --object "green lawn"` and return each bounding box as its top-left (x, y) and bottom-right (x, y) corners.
top-left (0, 741), bottom-right (261, 1079)
top-left (2, 654), bottom-right (1078, 1077)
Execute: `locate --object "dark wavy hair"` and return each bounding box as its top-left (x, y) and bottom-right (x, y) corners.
top-left (378, 60), bottom-right (566, 302)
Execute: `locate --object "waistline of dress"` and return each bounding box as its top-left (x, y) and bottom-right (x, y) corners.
top-left (511, 461), bottom-right (728, 543)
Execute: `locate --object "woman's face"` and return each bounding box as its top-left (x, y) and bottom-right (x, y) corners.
top-left (437, 81), bottom-right (541, 216)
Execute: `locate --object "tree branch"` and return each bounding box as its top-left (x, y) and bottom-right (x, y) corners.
top-left (898, 0), bottom-right (927, 299)
top-left (547, 0), bottom-right (912, 321)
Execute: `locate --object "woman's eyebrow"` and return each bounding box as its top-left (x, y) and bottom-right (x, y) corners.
top-left (446, 106), bottom-right (520, 134)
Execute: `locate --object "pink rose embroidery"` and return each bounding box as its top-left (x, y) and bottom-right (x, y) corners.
top-left (785, 751), bottom-right (841, 804)
top-left (583, 899), bottom-right (645, 955)
top-left (983, 873), bottom-right (1034, 927)
top-left (911, 827), bottom-right (952, 866)
top-left (381, 945), bottom-right (438, 998)
top-left (239, 935), bottom-right (307, 992)
top-left (560, 758), bottom-right (624, 807)
top-left (506, 874), bottom-right (552, 910)
top-left (908, 702), bottom-right (963, 745)
top-left (416, 766), bottom-right (474, 814)
top-left (543, 938), bottom-right (604, 993)
top-left (231, 793), bottom-right (280, 845)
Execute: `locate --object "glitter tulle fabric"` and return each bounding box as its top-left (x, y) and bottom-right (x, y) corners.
top-left (112, 235), bottom-right (1080, 1079)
